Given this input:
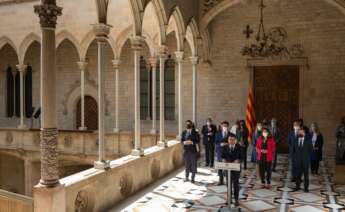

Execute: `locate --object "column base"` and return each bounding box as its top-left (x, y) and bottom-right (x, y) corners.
top-left (131, 149), bottom-right (144, 157)
top-left (113, 128), bottom-right (120, 133)
top-left (33, 184), bottom-right (65, 212)
top-left (78, 126), bottom-right (88, 131)
top-left (158, 141), bottom-right (168, 148)
top-left (94, 160), bottom-right (110, 170)
top-left (38, 179), bottom-right (60, 188)
top-left (150, 129), bottom-right (157, 135)
top-left (18, 124), bottom-right (28, 130)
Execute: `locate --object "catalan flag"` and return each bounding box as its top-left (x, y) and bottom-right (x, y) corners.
top-left (245, 84), bottom-right (256, 144)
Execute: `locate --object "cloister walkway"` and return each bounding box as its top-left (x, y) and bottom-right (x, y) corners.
top-left (110, 155), bottom-right (345, 212)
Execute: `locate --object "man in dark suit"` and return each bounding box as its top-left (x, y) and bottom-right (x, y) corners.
top-left (215, 121), bottom-right (231, 185)
top-left (181, 120), bottom-right (199, 183)
top-left (202, 118), bottom-right (217, 167)
top-left (221, 133), bottom-right (242, 206)
top-left (288, 120), bottom-right (300, 182)
top-left (292, 128), bottom-right (312, 192)
top-left (239, 120), bottom-right (249, 170)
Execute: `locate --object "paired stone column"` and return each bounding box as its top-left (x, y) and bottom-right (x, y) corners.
top-left (158, 46), bottom-right (167, 147)
top-left (175, 51), bottom-right (184, 139)
top-left (24, 159), bottom-right (33, 196)
top-left (77, 60), bottom-right (88, 130)
top-left (93, 24), bottom-right (111, 169)
top-left (149, 57), bottom-right (158, 134)
top-left (131, 36), bottom-right (144, 156)
top-left (17, 64), bottom-right (28, 129)
top-left (112, 59), bottom-right (120, 133)
top-left (190, 56), bottom-right (199, 125)
top-left (34, 0), bottom-right (62, 187)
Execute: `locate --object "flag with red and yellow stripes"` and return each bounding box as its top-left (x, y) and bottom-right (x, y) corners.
top-left (245, 85), bottom-right (256, 144)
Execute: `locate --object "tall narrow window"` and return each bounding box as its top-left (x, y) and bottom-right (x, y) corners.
top-left (140, 56), bottom-right (150, 120)
top-left (6, 66), bottom-right (14, 117)
top-left (15, 70), bottom-right (20, 117)
top-left (164, 55), bottom-right (175, 120)
top-left (25, 66), bottom-right (33, 118)
top-left (154, 55), bottom-right (175, 121)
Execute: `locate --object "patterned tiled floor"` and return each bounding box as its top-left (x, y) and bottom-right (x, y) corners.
top-left (119, 155), bottom-right (345, 212)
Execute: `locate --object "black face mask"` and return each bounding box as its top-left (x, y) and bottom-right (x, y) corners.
top-left (186, 124), bottom-right (192, 129)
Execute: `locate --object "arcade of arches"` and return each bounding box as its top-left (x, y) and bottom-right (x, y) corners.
top-left (0, 0), bottom-right (345, 211)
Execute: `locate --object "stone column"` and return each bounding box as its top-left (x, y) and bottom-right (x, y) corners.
top-left (34, 0), bottom-right (62, 187)
top-left (77, 61), bottom-right (88, 130)
top-left (158, 46), bottom-right (167, 147)
top-left (93, 24), bottom-right (111, 169)
top-left (17, 64), bottom-right (28, 129)
top-left (11, 68), bottom-right (17, 118)
top-left (24, 159), bottom-right (33, 196)
top-left (112, 59), bottom-right (120, 133)
top-left (149, 57), bottom-right (157, 134)
top-left (175, 51), bottom-right (184, 140)
top-left (131, 36), bottom-right (144, 156)
top-left (190, 56), bottom-right (199, 125)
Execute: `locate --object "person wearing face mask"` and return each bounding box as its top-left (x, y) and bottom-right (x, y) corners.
top-left (181, 120), bottom-right (199, 183)
top-left (256, 128), bottom-right (276, 189)
top-left (221, 133), bottom-right (242, 206)
top-left (292, 128), bottom-right (312, 192)
top-left (215, 121), bottom-right (231, 185)
top-left (269, 118), bottom-right (281, 172)
top-left (288, 120), bottom-right (300, 182)
top-left (238, 120), bottom-right (249, 170)
top-left (310, 123), bottom-right (323, 175)
top-left (251, 122), bottom-right (263, 163)
top-left (202, 118), bottom-right (217, 167)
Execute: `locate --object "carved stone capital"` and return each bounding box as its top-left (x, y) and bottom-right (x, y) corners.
top-left (77, 61), bottom-right (88, 72)
top-left (112, 59), bottom-right (121, 69)
top-left (130, 36), bottom-right (144, 51)
top-left (158, 45), bottom-right (168, 59)
top-left (190, 56), bottom-right (199, 65)
top-left (92, 23), bottom-right (111, 42)
top-left (34, 3), bottom-right (62, 28)
top-left (175, 51), bottom-right (184, 63)
top-left (148, 57), bottom-right (158, 67)
top-left (16, 64), bottom-right (27, 73)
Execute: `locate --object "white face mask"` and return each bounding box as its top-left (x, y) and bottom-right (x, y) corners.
top-left (223, 127), bottom-right (228, 131)
top-left (207, 122), bottom-right (211, 126)
top-left (294, 126), bottom-right (300, 131)
top-left (257, 126), bottom-right (262, 131)
top-left (263, 132), bottom-right (268, 138)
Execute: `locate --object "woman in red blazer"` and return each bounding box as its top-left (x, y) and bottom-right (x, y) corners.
top-left (256, 127), bottom-right (276, 189)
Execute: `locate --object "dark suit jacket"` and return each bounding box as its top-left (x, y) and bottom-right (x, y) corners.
top-left (288, 130), bottom-right (298, 153)
top-left (201, 124), bottom-right (217, 145)
top-left (215, 130), bottom-right (231, 160)
top-left (311, 133), bottom-right (323, 161)
top-left (239, 127), bottom-right (249, 148)
top-left (181, 129), bottom-right (199, 154)
top-left (292, 136), bottom-right (312, 167)
top-left (221, 143), bottom-right (242, 163)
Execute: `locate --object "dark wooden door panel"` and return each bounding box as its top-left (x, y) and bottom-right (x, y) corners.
top-left (76, 96), bottom-right (98, 131)
top-left (254, 66), bottom-right (299, 153)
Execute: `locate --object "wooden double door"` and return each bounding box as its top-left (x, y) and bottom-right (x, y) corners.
top-left (254, 66), bottom-right (299, 153)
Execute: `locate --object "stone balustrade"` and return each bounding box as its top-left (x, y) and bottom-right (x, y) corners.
top-left (0, 129), bottom-right (176, 158)
top-left (0, 189), bottom-right (33, 212)
top-left (33, 140), bottom-right (183, 212)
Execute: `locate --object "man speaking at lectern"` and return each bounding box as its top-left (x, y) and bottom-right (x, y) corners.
top-left (221, 133), bottom-right (242, 206)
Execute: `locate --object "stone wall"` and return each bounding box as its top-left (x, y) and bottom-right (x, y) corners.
top-left (204, 0), bottom-right (345, 154)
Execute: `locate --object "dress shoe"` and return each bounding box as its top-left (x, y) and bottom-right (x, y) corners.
top-left (292, 187), bottom-right (300, 192)
top-left (304, 188), bottom-right (309, 193)
top-left (261, 184), bottom-right (266, 189)
top-left (266, 184), bottom-right (272, 189)
top-left (184, 178), bottom-right (189, 182)
top-left (234, 200), bottom-right (240, 207)
top-left (205, 163), bottom-right (209, 167)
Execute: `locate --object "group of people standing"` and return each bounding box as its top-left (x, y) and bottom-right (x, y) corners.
top-left (180, 117), bottom-right (324, 205)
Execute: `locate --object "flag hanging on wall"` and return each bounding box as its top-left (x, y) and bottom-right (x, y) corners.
top-left (245, 84), bottom-right (256, 143)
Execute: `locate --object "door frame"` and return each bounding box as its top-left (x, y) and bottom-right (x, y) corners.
top-left (246, 57), bottom-right (309, 119)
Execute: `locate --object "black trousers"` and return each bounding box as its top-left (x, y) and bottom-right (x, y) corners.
top-left (224, 170), bottom-right (240, 201)
top-left (310, 160), bottom-right (320, 174)
top-left (184, 152), bottom-right (197, 180)
top-left (241, 146), bottom-right (248, 169)
top-left (296, 162), bottom-right (309, 190)
top-left (259, 160), bottom-right (272, 184)
top-left (204, 142), bottom-right (215, 166)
